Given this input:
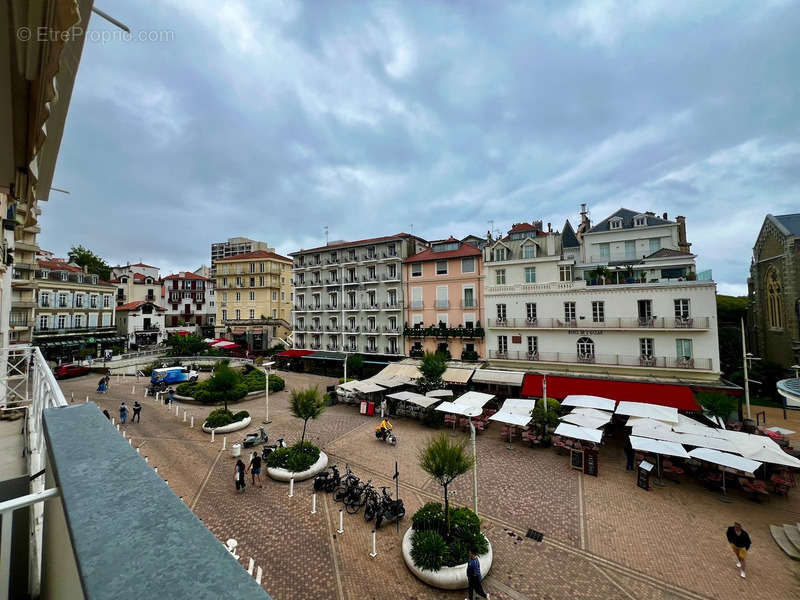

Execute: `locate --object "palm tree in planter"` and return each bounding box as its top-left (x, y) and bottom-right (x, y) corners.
top-left (418, 433), bottom-right (474, 539)
top-left (290, 386), bottom-right (326, 446)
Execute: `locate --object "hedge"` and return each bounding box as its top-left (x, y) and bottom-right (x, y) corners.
top-left (204, 408), bottom-right (250, 429)
top-left (265, 441), bottom-right (320, 472)
top-left (410, 502), bottom-right (488, 570)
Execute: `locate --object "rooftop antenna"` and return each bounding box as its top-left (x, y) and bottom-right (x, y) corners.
top-left (324, 225), bottom-right (329, 245)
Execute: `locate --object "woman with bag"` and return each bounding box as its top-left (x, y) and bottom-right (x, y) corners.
top-left (234, 459), bottom-right (246, 493)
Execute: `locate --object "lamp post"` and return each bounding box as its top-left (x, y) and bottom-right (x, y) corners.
top-left (262, 361), bottom-right (275, 424)
top-left (466, 406), bottom-right (481, 516)
top-left (740, 317), bottom-right (761, 421)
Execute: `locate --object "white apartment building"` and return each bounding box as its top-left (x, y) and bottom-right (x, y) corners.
top-left (111, 263), bottom-right (161, 306)
top-left (484, 208), bottom-right (720, 383)
top-left (163, 271), bottom-right (215, 333)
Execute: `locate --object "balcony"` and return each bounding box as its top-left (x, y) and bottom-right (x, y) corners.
top-left (325, 257), bottom-right (339, 265)
top-left (403, 324), bottom-right (486, 339)
top-left (381, 251), bottom-right (400, 261)
top-left (294, 324), bottom-right (307, 332)
top-left (381, 272), bottom-right (400, 281)
top-left (310, 304), bottom-right (323, 311)
top-left (410, 300), bottom-right (424, 309)
top-left (293, 305), bottom-right (307, 312)
top-left (362, 302), bottom-right (380, 311)
top-left (309, 279), bottom-right (323, 287)
top-left (341, 254), bottom-right (358, 265)
top-left (363, 346), bottom-right (379, 354)
top-left (363, 326), bottom-right (380, 334)
top-left (326, 344), bottom-right (340, 351)
top-left (486, 349), bottom-right (713, 370)
top-left (383, 301), bottom-right (401, 310)
top-left (362, 274), bottom-right (379, 283)
top-left (362, 254), bottom-right (378, 262)
top-left (435, 299), bottom-right (450, 309)
top-left (485, 316), bottom-right (711, 330)
top-left (344, 325), bottom-right (360, 332)
top-left (308, 324), bottom-right (322, 332)
top-left (325, 324), bottom-right (340, 332)
top-left (324, 303), bottom-right (339, 311)
top-left (343, 276), bottom-right (359, 285)
top-left (383, 325), bottom-right (400, 334)
top-left (343, 303), bottom-right (359, 311)
top-left (310, 342), bottom-right (322, 350)
top-left (324, 279), bottom-right (340, 286)
top-left (461, 300), bottom-right (478, 309)
top-left (384, 346), bottom-right (400, 354)
top-left (295, 280), bottom-right (307, 288)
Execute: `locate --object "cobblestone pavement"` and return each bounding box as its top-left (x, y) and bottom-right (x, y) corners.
top-left (59, 373), bottom-right (800, 599)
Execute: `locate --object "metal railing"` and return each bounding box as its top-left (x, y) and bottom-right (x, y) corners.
top-left (486, 349), bottom-right (712, 370)
top-left (435, 300), bottom-right (450, 309)
top-left (486, 316), bottom-right (710, 329)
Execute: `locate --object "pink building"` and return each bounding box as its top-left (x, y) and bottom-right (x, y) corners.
top-left (403, 239), bottom-right (485, 361)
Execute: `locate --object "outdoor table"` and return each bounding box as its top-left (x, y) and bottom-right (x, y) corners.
top-left (769, 474), bottom-right (791, 496)
top-left (738, 477), bottom-right (769, 502)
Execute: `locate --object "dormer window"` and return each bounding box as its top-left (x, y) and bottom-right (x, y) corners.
top-left (121, 276), bottom-right (128, 283)
top-left (609, 217), bottom-right (623, 230)
top-left (633, 215), bottom-right (647, 227)
top-left (91, 275), bottom-right (98, 284)
top-left (40, 269), bottom-right (49, 279)
top-left (60, 272), bottom-right (68, 281)
top-left (145, 278), bottom-right (153, 284)
top-left (77, 274), bottom-right (83, 283)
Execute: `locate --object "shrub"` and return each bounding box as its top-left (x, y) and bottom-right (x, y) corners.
top-left (266, 441), bottom-right (320, 472)
top-left (410, 530), bottom-right (448, 572)
top-left (232, 410), bottom-right (250, 422)
top-left (205, 408), bottom-right (234, 428)
top-left (412, 502), bottom-right (445, 531)
top-left (269, 374), bottom-right (285, 392)
top-left (410, 502), bottom-right (487, 569)
top-left (338, 377), bottom-right (356, 384)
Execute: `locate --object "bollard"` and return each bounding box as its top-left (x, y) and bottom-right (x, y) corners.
top-left (71, 392), bottom-right (74, 402)
top-left (136, 447), bottom-right (140, 454)
top-left (190, 415), bottom-right (194, 428)
top-left (85, 396), bottom-right (89, 403)
top-left (255, 567), bottom-right (262, 585)
top-left (129, 438), bottom-right (133, 446)
top-left (337, 509), bottom-right (344, 534)
top-left (311, 492), bottom-right (317, 514)
top-left (183, 410), bottom-right (187, 422)
top-left (211, 430), bottom-right (215, 444)
top-left (175, 405), bottom-right (179, 417)
top-left (369, 530), bottom-right (377, 558)
top-left (144, 456), bottom-right (149, 464)
top-left (247, 558), bottom-right (254, 575)
top-left (122, 430), bottom-right (126, 438)
top-left (222, 436), bottom-right (227, 450)
top-left (288, 478), bottom-right (294, 498)
top-left (154, 467), bottom-right (158, 474)
top-left (132, 386), bottom-right (135, 394)
top-left (111, 418), bottom-right (115, 425)
top-left (116, 424), bottom-right (120, 431)
top-left (143, 388), bottom-right (147, 398)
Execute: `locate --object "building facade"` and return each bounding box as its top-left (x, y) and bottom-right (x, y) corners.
top-left (214, 250), bottom-right (293, 349)
top-left (111, 264), bottom-right (161, 307)
top-left (210, 237), bottom-right (274, 277)
top-left (748, 213), bottom-right (800, 368)
top-left (116, 301), bottom-right (167, 348)
top-left (32, 259), bottom-right (120, 361)
top-left (291, 234), bottom-right (427, 355)
top-left (162, 272), bottom-right (215, 333)
top-left (403, 238), bottom-right (485, 360)
top-left (484, 209), bottom-right (721, 383)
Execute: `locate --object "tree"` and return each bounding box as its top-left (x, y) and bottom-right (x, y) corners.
top-left (696, 391), bottom-right (737, 421)
top-left (418, 433), bottom-right (474, 540)
top-left (165, 334), bottom-right (209, 357)
top-left (346, 354), bottom-right (364, 377)
top-left (716, 295), bottom-right (748, 325)
top-left (207, 361), bottom-right (240, 412)
top-left (532, 397), bottom-right (560, 432)
top-left (67, 245), bottom-right (112, 280)
top-left (417, 351), bottom-right (447, 393)
top-left (289, 387), bottom-right (326, 446)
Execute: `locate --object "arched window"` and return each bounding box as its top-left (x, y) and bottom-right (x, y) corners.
top-left (577, 337), bottom-right (595, 362)
top-left (766, 268), bottom-right (783, 329)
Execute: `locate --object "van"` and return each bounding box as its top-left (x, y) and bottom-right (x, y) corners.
top-left (150, 366), bottom-right (198, 389)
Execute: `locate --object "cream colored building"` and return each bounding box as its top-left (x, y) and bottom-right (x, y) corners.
top-left (215, 250), bottom-right (293, 349)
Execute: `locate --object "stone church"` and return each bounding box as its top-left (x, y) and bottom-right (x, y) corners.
top-left (748, 213), bottom-right (800, 368)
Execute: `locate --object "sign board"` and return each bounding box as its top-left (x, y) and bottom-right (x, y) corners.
top-left (583, 449), bottom-right (598, 477)
top-left (511, 335), bottom-right (522, 344)
top-left (570, 448), bottom-right (584, 471)
top-left (103, 349), bottom-right (113, 361)
top-left (637, 460), bottom-right (653, 491)
top-left (87, 337), bottom-right (95, 343)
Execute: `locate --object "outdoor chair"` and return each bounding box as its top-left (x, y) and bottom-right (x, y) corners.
top-left (769, 474), bottom-right (790, 497)
top-left (661, 460), bottom-right (684, 483)
top-left (444, 414), bottom-right (456, 426)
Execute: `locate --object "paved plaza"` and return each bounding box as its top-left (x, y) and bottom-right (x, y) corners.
top-left (60, 372), bottom-right (800, 599)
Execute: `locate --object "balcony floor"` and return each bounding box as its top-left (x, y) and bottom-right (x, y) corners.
top-left (0, 418), bottom-right (25, 481)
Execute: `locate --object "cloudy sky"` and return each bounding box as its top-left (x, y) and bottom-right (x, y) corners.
top-left (44, 0), bottom-right (800, 295)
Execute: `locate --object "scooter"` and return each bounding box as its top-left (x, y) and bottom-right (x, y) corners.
top-left (375, 487), bottom-right (405, 529)
top-left (242, 426), bottom-right (268, 448)
top-left (261, 438), bottom-right (286, 461)
top-left (375, 427), bottom-right (397, 446)
top-left (314, 465), bottom-right (340, 492)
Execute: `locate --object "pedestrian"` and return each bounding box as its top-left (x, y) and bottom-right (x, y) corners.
top-left (249, 451), bottom-right (263, 488)
top-left (132, 400), bottom-right (142, 423)
top-left (466, 549), bottom-right (489, 600)
top-left (234, 459), bottom-right (246, 493)
top-left (726, 522), bottom-right (751, 578)
top-left (119, 402), bottom-right (129, 425)
top-left (103, 373), bottom-right (111, 388)
top-left (168, 388), bottom-right (175, 405)
top-left (624, 437), bottom-right (634, 471)
top-left (97, 378), bottom-right (107, 394)
top-left (102, 409), bottom-right (111, 420)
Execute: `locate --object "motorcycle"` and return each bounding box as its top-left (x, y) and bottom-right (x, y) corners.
top-left (333, 466), bottom-right (360, 502)
top-left (363, 485), bottom-right (382, 521)
top-left (242, 426), bottom-right (268, 448)
top-left (375, 487), bottom-right (405, 529)
top-left (261, 438), bottom-right (286, 461)
top-left (344, 480), bottom-right (373, 514)
top-left (375, 427), bottom-right (397, 446)
top-left (314, 465), bottom-right (340, 492)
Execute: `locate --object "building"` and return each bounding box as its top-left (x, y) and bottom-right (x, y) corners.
top-left (32, 258), bottom-right (120, 361)
top-left (291, 233), bottom-right (427, 355)
top-left (484, 208), bottom-right (721, 383)
top-left (116, 300), bottom-right (167, 348)
top-left (111, 264), bottom-right (161, 306)
top-left (210, 237), bottom-right (273, 276)
top-left (748, 213), bottom-right (800, 367)
top-left (215, 250), bottom-right (293, 350)
top-left (162, 271), bottom-right (215, 335)
top-left (403, 238), bottom-right (485, 360)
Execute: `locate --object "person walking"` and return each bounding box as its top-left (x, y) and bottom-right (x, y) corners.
top-left (132, 400), bottom-right (142, 423)
top-left (168, 388), bottom-right (175, 405)
top-left (119, 402), bottom-right (129, 425)
top-left (97, 378), bottom-right (108, 394)
top-left (466, 549), bottom-right (489, 600)
top-left (234, 459), bottom-right (247, 493)
top-left (624, 437), bottom-right (634, 471)
top-left (726, 522), bottom-right (751, 578)
top-left (249, 451), bottom-right (263, 488)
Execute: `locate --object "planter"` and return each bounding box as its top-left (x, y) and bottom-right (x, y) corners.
top-left (401, 527), bottom-right (492, 590)
top-left (267, 451), bottom-right (328, 482)
top-left (201, 416), bottom-right (251, 434)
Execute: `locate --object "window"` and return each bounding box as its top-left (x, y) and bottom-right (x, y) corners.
top-left (436, 286), bottom-right (448, 308)
top-left (676, 339), bottom-right (693, 359)
top-left (235, 309), bottom-right (241, 319)
top-left (598, 243), bottom-right (610, 258)
top-left (649, 238), bottom-right (661, 254)
top-left (463, 287), bottom-right (474, 308)
top-left (634, 215), bottom-right (647, 227)
top-left (74, 315), bottom-right (82, 327)
top-left (496, 304), bottom-right (507, 322)
top-left (258, 276), bottom-right (264, 286)
top-left (40, 292), bottom-right (50, 307)
top-left (235, 292), bottom-right (241, 301)
top-left (640, 338), bottom-right (654, 358)
top-left (281, 292), bottom-right (285, 301)
top-left (90, 295), bottom-right (98, 308)
top-left (57, 315), bottom-right (67, 329)
top-left (387, 289), bottom-right (397, 306)
top-left (625, 240), bottom-right (636, 259)
top-left (493, 247), bottom-right (508, 261)
top-left (496, 269), bottom-right (506, 285)
top-left (436, 261), bottom-right (448, 275)
top-left (497, 335), bottom-right (508, 355)
top-left (387, 265), bottom-right (397, 279)
top-left (223, 278), bottom-right (228, 287)
top-left (592, 301), bottom-right (605, 323)
top-left (609, 217), bottom-right (623, 230)
top-left (412, 314), bottom-right (423, 326)
top-left (259, 262), bottom-right (265, 272)
top-left (368, 266), bottom-right (376, 279)
top-left (75, 294), bottom-right (83, 308)
top-left (766, 269), bottom-right (783, 328)
top-left (40, 269), bottom-right (50, 279)
top-left (527, 336), bottom-right (538, 357)
top-left (249, 262), bottom-right (255, 273)
top-left (103, 295), bottom-right (110, 308)
top-left (272, 291), bottom-right (277, 301)
top-left (526, 303), bottom-right (537, 322)
top-left (250, 309), bottom-right (255, 319)
top-left (249, 291), bottom-right (255, 301)
top-left (250, 277), bottom-right (255, 287)
top-left (411, 287), bottom-right (423, 308)
top-left (60, 272), bottom-right (68, 281)
top-left (436, 313), bottom-right (448, 327)
top-left (433, 242), bottom-right (459, 252)
top-left (674, 299), bottom-right (690, 319)
top-left (564, 302), bottom-right (576, 323)
top-left (91, 275), bottom-right (98, 284)
top-left (222, 292), bottom-right (228, 302)
top-left (638, 299), bottom-right (653, 323)
top-left (523, 245), bottom-right (536, 259)
top-left (39, 315), bottom-right (48, 330)
top-left (461, 257), bottom-right (475, 273)
top-left (58, 293), bottom-right (67, 308)
top-left (524, 267), bottom-right (536, 283)
top-left (463, 313), bottom-right (475, 328)
top-left (577, 337), bottom-right (595, 359)
top-left (559, 265), bottom-right (572, 281)
top-left (222, 309), bottom-right (227, 321)
top-left (236, 276), bottom-right (243, 287)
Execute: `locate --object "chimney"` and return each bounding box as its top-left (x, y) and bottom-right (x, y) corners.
top-left (547, 222), bottom-right (552, 232)
top-left (676, 215), bottom-right (691, 253)
top-left (83, 265), bottom-right (88, 274)
top-left (662, 212), bottom-right (668, 220)
top-left (645, 211), bottom-right (655, 217)
top-left (577, 204), bottom-right (590, 240)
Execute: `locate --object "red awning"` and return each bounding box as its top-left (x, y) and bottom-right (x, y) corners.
top-left (277, 349), bottom-right (315, 358)
top-left (521, 374), bottom-right (700, 411)
top-left (175, 331), bottom-right (191, 336)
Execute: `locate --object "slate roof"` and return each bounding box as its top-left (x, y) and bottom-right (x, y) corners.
top-left (646, 248), bottom-right (693, 259)
top-left (405, 242), bottom-right (481, 263)
top-left (772, 213), bottom-right (800, 237)
top-left (562, 220), bottom-right (579, 248)
top-left (216, 250), bottom-right (291, 263)
top-left (293, 233), bottom-right (417, 254)
top-left (588, 208), bottom-right (672, 233)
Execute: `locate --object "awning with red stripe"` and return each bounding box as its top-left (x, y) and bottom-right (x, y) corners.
top-left (521, 374), bottom-right (700, 411)
top-left (277, 349), bottom-right (315, 358)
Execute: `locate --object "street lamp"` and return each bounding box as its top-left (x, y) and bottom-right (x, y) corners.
top-left (465, 406), bottom-right (482, 516)
top-left (262, 361), bottom-right (276, 424)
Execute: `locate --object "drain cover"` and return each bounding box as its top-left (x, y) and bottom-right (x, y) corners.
top-left (526, 528), bottom-right (544, 542)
